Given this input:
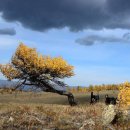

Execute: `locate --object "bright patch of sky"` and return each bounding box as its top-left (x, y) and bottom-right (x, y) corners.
top-left (0, 16), bottom-right (130, 86)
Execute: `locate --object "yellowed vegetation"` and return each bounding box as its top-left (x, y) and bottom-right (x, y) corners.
top-left (0, 91), bottom-right (130, 129)
top-left (69, 84), bottom-right (120, 93)
top-left (0, 103), bottom-right (105, 130)
top-left (0, 43), bottom-right (74, 80)
top-left (118, 82), bottom-right (130, 108)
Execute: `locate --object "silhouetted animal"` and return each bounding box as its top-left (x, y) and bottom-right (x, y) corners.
top-left (105, 95), bottom-right (117, 105)
top-left (90, 92), bottom-right (99, 104)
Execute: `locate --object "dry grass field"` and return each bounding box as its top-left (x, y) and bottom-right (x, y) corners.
top-left (0, 90), bottom-right (118, 105)
top-left (0, 90), bottom-right (130, 130)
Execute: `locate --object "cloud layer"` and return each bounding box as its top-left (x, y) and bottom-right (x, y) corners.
top-left (76, 33), bottom-right (130, 46)
top-left (0, 0), bottom-right (130, 31)
top-left (0, 28), bottom-right (16, 35)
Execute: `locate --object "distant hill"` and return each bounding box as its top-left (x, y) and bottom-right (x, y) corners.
top-left (0, 79), bottom-right (79, 91)
top-left (0, 79), bottom-right (16, 88)
top-left (0, 79), bottom-right (39, 91)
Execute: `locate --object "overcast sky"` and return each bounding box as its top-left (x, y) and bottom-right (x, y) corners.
top-left (0, 0), bottom-right (130, 86)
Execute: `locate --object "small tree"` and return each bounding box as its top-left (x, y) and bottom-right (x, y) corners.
top-left (118, 82), bottom-right (130, 108)
top-left (0, 43), bottom-right (77, 105)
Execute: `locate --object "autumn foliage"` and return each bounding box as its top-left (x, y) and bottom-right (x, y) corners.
top-left (0, 43), bottom-right (74, 81)
top-left (118, 82), bottom-right (130, 107)
top-left (69, 84), bottom-right (120, 93)
top-left (0, 43), bottom-right (77, 106)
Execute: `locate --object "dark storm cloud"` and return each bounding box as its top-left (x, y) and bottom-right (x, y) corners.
top-left (0, 0), bottom-right (130, 31)
top-left (76, 33), bottom-right (130, 46)
top-left (0, 28), bottom-right (16, 35)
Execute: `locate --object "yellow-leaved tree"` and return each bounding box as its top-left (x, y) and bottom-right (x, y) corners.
top-left (118, 82), bottom-right (130, 108)
top-left (0, 43), bottom-right (77, 105)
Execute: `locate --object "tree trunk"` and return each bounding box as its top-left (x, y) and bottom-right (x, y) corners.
top-left (40, 80), bottom-right (77, 106)
top-left (53, 90), bottom-right (77, 106)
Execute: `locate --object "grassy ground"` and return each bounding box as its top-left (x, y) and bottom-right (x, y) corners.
top-left (0, 103), bottom-right (105, 130)
top-left (0, 90), bottom-right (118, 105)
top-left (1, 90), bottom-right (129, 130)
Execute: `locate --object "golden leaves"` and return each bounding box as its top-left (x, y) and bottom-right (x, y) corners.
top-left (0, 64), bottom-right (21, 80)
top-left (118, 81), bottom-right (130, 107)
top-left (0, 43), bottom-right (74, 80)
top-left (43, 56), bottom-right (74, 78)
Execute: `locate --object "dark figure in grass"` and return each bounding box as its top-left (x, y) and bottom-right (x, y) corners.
top-left (105, 94), bottom-right (117, 105)
top-left (90, 92), bottom-right (100, 104)
top-left (68, 93), bottom-right (77, 106)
